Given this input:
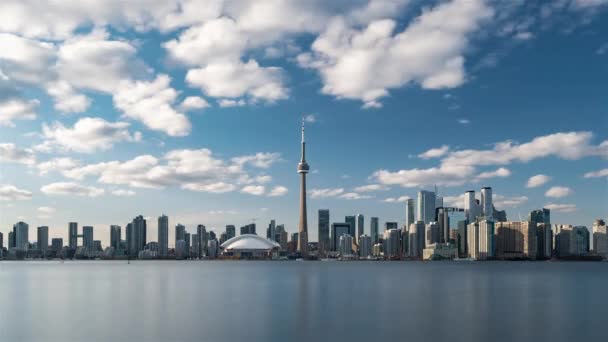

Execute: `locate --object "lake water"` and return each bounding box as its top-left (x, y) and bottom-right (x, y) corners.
top-left (1, 261), bottom-right (607, 341)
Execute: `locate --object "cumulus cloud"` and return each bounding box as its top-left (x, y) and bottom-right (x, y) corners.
top-left (114, 75), bottom-right (191, 136)
top-left (241, 185), bottom-right (266, 196)
top-left (353, 184), bottom-right (389, 192)
top-left (298, 0), bottom-right (493, 108)
top-left (268, 186), bottom-right (288, 197)
top-left (372, 131), bottom-right (608, 188)
top-left (0, 184), bottom-right (32, 201)
top-left (493, 195), bottom-right (528, 208)
top-left (0, 143), bottom-right (36, 165)
top-left (309, 188), bottom-right (345, 198)
top-left (545, 186), bottom-right (573, 198)
top-left (419, 145), bottom-right (450, 159)
top-left (0, 98), bottom-right (38, 127)
top-left (218, 99), bottom-right (246, 107)
top-left (37, 157), bottom-right (81, 176)
top-left (339, 192), bottom-right (372, 200)
top-left (38, 206), bottom-right (56, 215)
top-left (45, 81), bottom-right (91, 113)
top-left (45, 148), bottom-right (282, 196)
top-left (584, 169), bottom-right (608, 178)
top-left (383, 195), bottom-right (410, 203)
top-left (180, 96), bottom-right (210, 111)
top-left (526, 174), bottom-right (551, 188)
top-left (544, 203), bottom-right (577, 213)
top-left (111, 189), bottom-right (136, 197)
top-left (38, 117), bottom-right (141, 153)
top-left (303, 114), bottom-right (317, 123)
top-left (41, 182), bottom-right (104, 197)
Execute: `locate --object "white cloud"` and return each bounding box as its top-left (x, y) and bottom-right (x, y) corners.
top-left (0, 33), bottom-right (55, 84)
top-left (493, 195), bottom-right (528, 208)
top-left (0, 98), bottom-right (38, 127)
top-left (458, 118), bottom-right (470, 125)
top-left (545, 186), bottom-right (573, 198)
top-left (182, 182), bottom-right (236, 193)
top-left (475, 167), bottom-right (511, 180)
top-left (0, 184), bottom-right (32, 201)
top-left (41, 182), bottom-right (104, 197)
top-left (45, 80), bottom-right (91, 113)
top-left (111, 189), bottom-right (136, 197)
top-left (186, 60), bottom-right (288, 102)
top-left (298, 0), bottom-right (493, 107)
top-left (0, 143), bottom-right (36, 165)
top-left (339, 192), bottom-right (372, 200)
top-left (383, 195), bottom-right (410, 203)
top-left (373, 131), bottom-right (608, 188)
top-left (114, 75), bottom-right (191, 137)
top-left (544, 203), bottom-right (577, 213)
top-left (219, 99), bottom-right (246, 107)
top-left (38, 206), bottom-right (56, 214)
top-left (37, 157), bottom-right (80, 175)
top-left (526, 174), bottom-right (551, 188)
top-left (241, 185), bottom-right (266, 196)
top-left (353, 184), bottom-right (389, 192)
top-left (39, 117), bottom-right (141, 153)
top-left (268, 185), bottom-right (288, 197)
top-left (584, 169), bottom-right (608, 178)
top-left (309, 188), bottom-right (345, 198)
top-left (180, 96), bottom-right (210, 111)
top-left (303, 114), bottom-right (316, 123)
top-left (419, 145), bottom-right (450, 159)
top-left (232, 152), bottom-right (281, 168)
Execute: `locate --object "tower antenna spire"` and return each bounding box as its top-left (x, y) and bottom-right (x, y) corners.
top-left (301, 117), bottom-right (305, 143)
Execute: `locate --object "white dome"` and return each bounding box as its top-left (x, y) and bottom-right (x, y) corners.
top-left (220, 234), bottom-right (280, 251)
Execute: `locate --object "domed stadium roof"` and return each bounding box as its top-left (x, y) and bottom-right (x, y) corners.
top-left (220, 234), bottom-right (280, 251)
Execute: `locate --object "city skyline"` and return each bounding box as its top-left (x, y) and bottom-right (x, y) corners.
top-left (1, 0), bottom-right (608, 247)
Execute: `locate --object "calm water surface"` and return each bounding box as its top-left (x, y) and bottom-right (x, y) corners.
top-left (1, 261), bottom-right (607, 341)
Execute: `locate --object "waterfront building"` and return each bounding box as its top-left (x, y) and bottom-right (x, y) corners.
top-left (220, 234), bottom-right (280, 258)
top-left (266, 220), bottom-right (276, 240)
top-left (345, 216), bottom-right (356, 240)
top-left (417, 190), bottom-right (436, 224)
top-left (192, 234), bottom-right (200, 258)
top-left (37, 226), bottom-right (48, 256)
top-left (464, 190), bottom-right (481, 222)
top-left (130, 216), bottom-right (147, 257)
top-left (425, 222), bottom-right (440, 245)
top-left (529, 208), bottom-right (551, 259)
top-left (331, 223), bottom-right (350, 251)
top-left (175, 240), bottom-right (187, 260)
top-left (356, 214), bottom-right (364, 243)
top-left (318, 209), bottom-right (330, 256)
top-left (197, 225), bottom-right (207, 257)
top-left (339, 234), bottom-right (353, 257)
top-left (68, 222), bottom-right (78, 249)
top-left (175, 224), bottom-right (186, 244)
top-left (297, 121), bottom-right (310, 256)
top-left (423, 243), bottom-right (457, 260)
top-left (226, 225), bottom-right (236, 240)
top-left (158, 215), bottom-right (168, 258)
top-left (405, 199), bottom-right (415, 229)
top-left (370, 217), bottom-right (379, 245)
top-left (208, 239), bottom-right (219, 259)
top-left (592, 219), bottom-right (608, 258)
top-left (408, 221), bottom-right (426, 259)
top-left (480, 187), bottom-right (493, 218)
top-left (110, 225), bottom-right (121, 250)
top-left (83, 226), bottom-right (94, 250)
top-left (13, 221), bottom-right (29, 250)
top-left (383, 229), bottom-right (401, 259)
top-left (51, 238), bottom-right (63, 253)
top-left (372, 243), bottom-right (382, 257)
top-left (359, 234), bottom-right (372, 258)
top-left (495, 221), bottom-right (536, 260)
top-left (240, 223), bottom-right (256, 235)
top-left (467, 220), bottom-right (495, 260)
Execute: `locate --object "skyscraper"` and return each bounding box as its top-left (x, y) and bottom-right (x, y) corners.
top-left (356, 214), bottom-right (364, 243)
top-left (83, 226), bottom-right (94, 250)
top-left (331, 223), bottom-right (350, 251)
top-left (37, 226), bottom-right (48, 256)
top-left (175, 224), bottom-right (186, 245)
top-left (417, 190), bottom-right (436, 224)
top-left (345, 216), bottom-right (356, 239)
top-left (13, 221), bottom-right (29, 250)
top-left (464, 190), bottom-right (481, 222)
top-left (370, 217), bottom-right (379, 245)
top-left (408, 221), bottom-right (425, 259)
top-left (158, 215), bottom-right (168, 257)
top-left (480, 187), bottom-right (493, 218)
top-left (110, 225), bottom-right (121, 250)
top-left (68, 222), bottom-right (78, 249)
top-left (197, 224), bottom-right (207, 257)
top-left (318, 209), bottom-right (330, 256)
top-left (495, 221), bottom-right (537, 260)
top-left (467, 220), bottom-right (495, 260)
top-left (405, 199), bottom-right (415, 228)
top-left (226, 225), bottom-right (236, 240)
top-left (359, 234), bottom-right (372, 258)
top-left (266, 220), bottom-right (276, 240)
top-left (130, 216), bottom-right (146, 257)
top-left (297, 120), bottom-right (310, 256)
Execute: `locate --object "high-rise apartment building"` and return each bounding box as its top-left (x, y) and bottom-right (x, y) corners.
top-left (359, 234), bottom-right (372, 258)
top-left (68, 222), bottom-right (78, 249)
top-left (110, 225), bottom-right (121, 250)
top-left (408, 221), bottom-right (425, 259)
top-left (158, 215), bottom-right (168, 257)
top-left (345, 216), bottom-right (356, 240)
top-left (467, 220), bottom-right (495, 260)
top-left (83, 226), bottom-right (94, 250)
top-left (13, 221), bottom-right (29, 250)
top-left (495, 221), bottom-right (537, 260)
top-left (37, 226), bottom-right (48, 255)
top-left (331, 223), bottom-right (350, 252)
top-left (318, 210), bottom-right (330, 256)
top-left (417, 190), bottom-right (436, 224)
top-left (480, 187), bottom-right (493, 218)
top-left (405, 199), bottom-right (415, 228)
top-left (370, 217), bottom-right (379, 245)
top-left (356, 214), bottom-right (364, 243)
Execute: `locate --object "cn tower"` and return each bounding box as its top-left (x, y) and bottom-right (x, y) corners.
top-left (297, 119), bottom-right (309, 256)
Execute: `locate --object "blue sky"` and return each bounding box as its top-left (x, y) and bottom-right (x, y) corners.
top-left (0, 0), bottom-right (607, 246)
